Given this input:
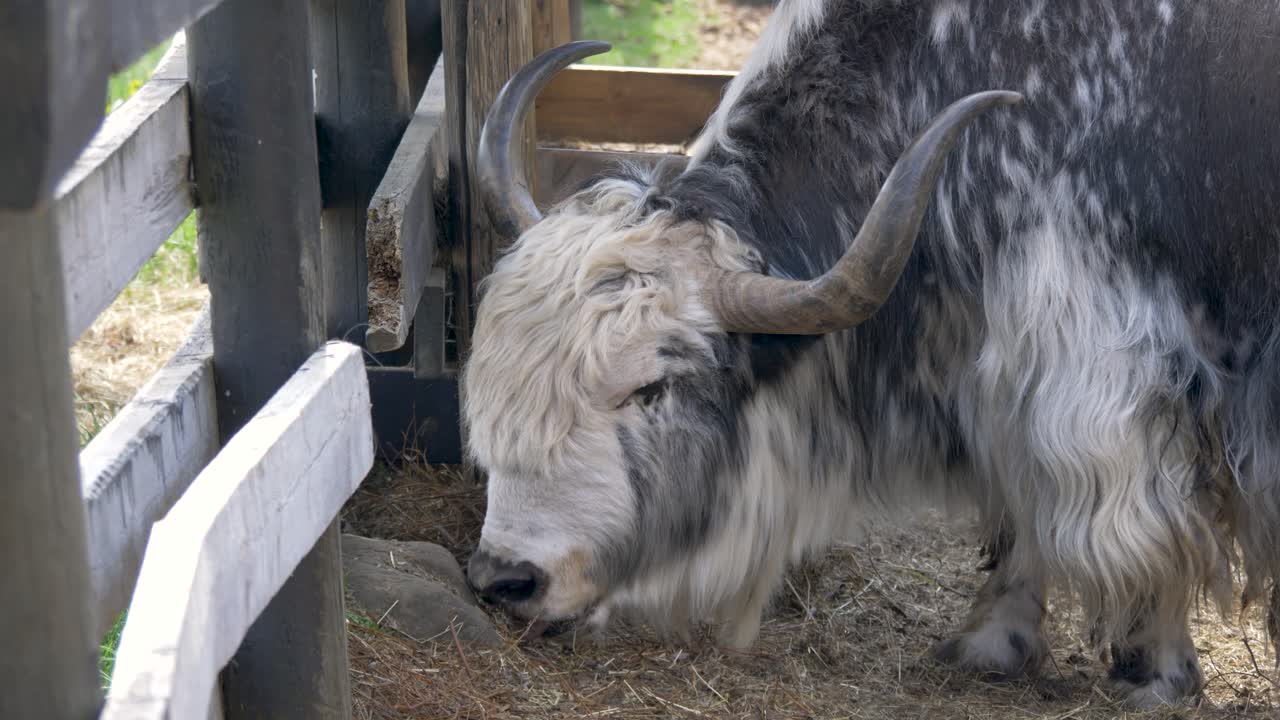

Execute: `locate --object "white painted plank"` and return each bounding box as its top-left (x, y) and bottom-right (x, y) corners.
top-left (80, 304), bottom-right (217, 638)
top-left (57, 33), bottom-right (194, 345)
top-left (366, 64), bottom-right (447, 353)
top-left (101, 342), bottom-right (374, 720)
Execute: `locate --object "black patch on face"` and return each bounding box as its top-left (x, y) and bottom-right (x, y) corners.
top-left (604, 334), bottom-right (753, 586)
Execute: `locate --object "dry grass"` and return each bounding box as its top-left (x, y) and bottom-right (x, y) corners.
top-left (70, 272), bottom-right (207, 444)
top-left (342, 463), bottom-right (1278, 720)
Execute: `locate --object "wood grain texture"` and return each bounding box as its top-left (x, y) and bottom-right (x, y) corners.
top-left (56, 35), bottom-right (194, 345)
top-left (105, 0), bottom-right (225, 72)
top-left (0, 209), bottom-right (100, 718)
top-left (311, 0), bottom-right (412, 344)
top-left (537, 65), bottom-right (735, 145)
top-left (406, 0), bottom-right (444, 108)
top-left (366, 64), bottom-right (447, 353)
top-left (446, 0), bottom-right (536, 354)
top-left (532, 0), bottom-right (573, 55)
top-left (187, 1), bottom-right (350, 715)
top-left (101, 342), bottom-right (374, 720)
top-left (441, 0), bottom-right (472, 351)
top-left (535, 145), bottom-right (688, 207)
top-left (0, 1), bottom-right (111, 208)
top-left (80, 305), bottom-right (217, 638)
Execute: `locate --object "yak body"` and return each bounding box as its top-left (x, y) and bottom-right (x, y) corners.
top-left (462, 0), bottom-right (1280, 707)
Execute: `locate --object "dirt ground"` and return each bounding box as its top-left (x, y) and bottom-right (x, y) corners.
top-left (690, 0), bottom-right (773, 70)
top-left (341, 460), bottom-right (1277, 720)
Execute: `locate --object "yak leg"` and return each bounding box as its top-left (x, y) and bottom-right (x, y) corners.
top-left (934, 530), bottom-right (1048, 678)
top-left (1107, 596), bottom-right (1203, 708)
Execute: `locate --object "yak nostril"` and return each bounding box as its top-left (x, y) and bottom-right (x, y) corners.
top-left (468, 550), bottom-right (546, 605)
top-left (487, 573), bottom-right (538, 603)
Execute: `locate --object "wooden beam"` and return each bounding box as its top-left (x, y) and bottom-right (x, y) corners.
top-left (56, 35), bottom-right (194, 345)
top-left (443, 0), bottom-right (536, 355)
top-left (532, 0), bottom-right (573, 55)
top-left (366, 65), bottom-right (447, 353)
top-left (406, 0), bottom-right (444, 108)
top-left (187, 1), bottom-right (351, 715)
top-left (104, 0), bottom-right (226, 72)
top-left (80, 305), bottom-right (217, 638)
top-left (0, 209), bottom-right (100, 717)
top-left (0, 2), bottom-right (111, 208)
top-left (535, 145), bottom-right (689, 207)
top-left (537, 65), bottom-right (735, 146)
top-left (367, 367), bottom-right (461, 463)
top-left (101, 342), bottom-right (375, 720)
top-left (311, 0), bottom-right (413, 345)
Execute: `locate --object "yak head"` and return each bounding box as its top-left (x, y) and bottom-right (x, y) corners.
top-left (461, 41), bottom-right (1019, 644)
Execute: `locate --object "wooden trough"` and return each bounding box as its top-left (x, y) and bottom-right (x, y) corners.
top-left (0, 1), bottom-right (731, 717)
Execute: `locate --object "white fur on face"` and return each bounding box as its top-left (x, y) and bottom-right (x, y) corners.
top-left (462, 174), bottom-right (759, 621)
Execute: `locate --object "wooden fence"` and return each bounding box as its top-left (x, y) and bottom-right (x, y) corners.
top-left (0, 0), bottom-right (732, 717)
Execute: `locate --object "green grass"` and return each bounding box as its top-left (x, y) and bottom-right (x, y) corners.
top-left (345, 608), bottom-right (384, 632)
top-left (106, 43), bottom-right (169, 113)
top-left (580, 0), bottom-right (704, 67)
top-left (100, 612), bottom-right (126, 691)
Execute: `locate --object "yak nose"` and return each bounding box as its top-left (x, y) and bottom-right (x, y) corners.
top-left (467, 548), bottom-right (546, 605)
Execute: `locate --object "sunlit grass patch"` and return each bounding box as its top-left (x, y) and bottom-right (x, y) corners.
top-left (581, 0), bottom-right (705, 67)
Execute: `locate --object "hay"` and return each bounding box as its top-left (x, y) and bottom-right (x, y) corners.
top-left (343, 462), bottom-right (1277, 720)
top-left (70, 282), bottom-right (208, 442)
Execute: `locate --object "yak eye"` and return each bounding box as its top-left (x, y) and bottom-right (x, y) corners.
top-left (627, 380), bottom-right (667, 408)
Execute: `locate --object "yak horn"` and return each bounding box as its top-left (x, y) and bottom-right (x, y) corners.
top-left (705, 90), bottom-right (1023, 335)
top-left (477, 40), bottom-right (612, 238)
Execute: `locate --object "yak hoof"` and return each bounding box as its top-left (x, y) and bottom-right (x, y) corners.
top-left (932, 626), bottom-right (1047, 679)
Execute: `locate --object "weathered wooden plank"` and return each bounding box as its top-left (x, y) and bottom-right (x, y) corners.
top-left (367, 65), bottom-right (447, 353)
top-left (312, 0), bottom-right (413, 344)
top-left (406, 0), bottom-right (444, 108)
top-left (101, 342), bottom-right (375, 720)
top-left (80, 305), bottom-right (216, 638)
top-left (443, 0), bottom-right (536, 354)
top-left (537, 65), bottom-right (735, 146)
top-left (533, 0), bottom-right (573, 55)
top-left (0, 209), bottom-right (100, 716)
top-left (441, 0), bottom-right (472, 351)
top-left (535, 145), bottom-right (689, 207)
top-left (367, 367), bottom-right (461, 463)
top-left (187, 1), bottom-right (351, 715)
top-left (56, 35), bottom-right (193, 345)
top-left (105, 0), bottom-right (225, 73)
top-left (413, 268), bottom-right (449, 379)
top-left (0, 2), bottom-right (111, 208)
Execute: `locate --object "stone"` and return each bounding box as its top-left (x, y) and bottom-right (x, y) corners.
top-left (341, 534), bottom-right (502, 646)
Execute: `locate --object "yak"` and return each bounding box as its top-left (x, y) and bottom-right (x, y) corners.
top-left (460, 0), bottom-right (1280, 707)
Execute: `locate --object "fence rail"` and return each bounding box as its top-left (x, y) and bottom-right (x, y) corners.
top-left (102, 342), bottom-right (373, 720)
top-left (81, 306), bottom-right (217, 639)
top-left (56, 34), bottom-right (193, 344)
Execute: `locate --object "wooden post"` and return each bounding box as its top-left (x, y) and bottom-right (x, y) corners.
top-left (406, 0), bottom-right (444, 107)
top-left (0, 3), bottom-right (109, 208)
top-left (0, 210), bottom-right (101, 720)
top-left (0, 6), bottom-right (105, 716)
top-left (312, 0), bottom-right (413, 345)
top-left (442, 0), bottom-right (535, 354)
top-left (533, 0), bottom-right (574, 55)
top-left (187, 1), bottom-right (351, 717)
